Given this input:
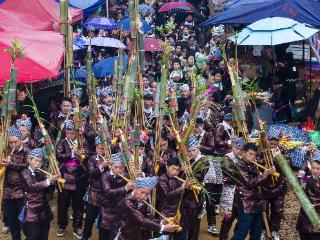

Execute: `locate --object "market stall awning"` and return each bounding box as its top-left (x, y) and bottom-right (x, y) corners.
top-left (202, 0), bottom-right (320, 27)
top-left (0, 0), bottom-right (83, 31)
top-left (0, 31), bottom-right (64, 85)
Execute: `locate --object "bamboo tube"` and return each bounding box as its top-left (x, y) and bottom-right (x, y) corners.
top-left (174, 176), bottom-right (202, 192)
top-left (251, 161), bottom-right (280, 178)
top-left (37, 168), bottom-right (66, 185)
top-left (60, 0), bottom-right (68, 35)
top-left (274, 151), bottom-right (320, 228)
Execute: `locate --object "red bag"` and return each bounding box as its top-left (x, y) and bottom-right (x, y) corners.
top-left (302, 117), bottom-right (316, 133)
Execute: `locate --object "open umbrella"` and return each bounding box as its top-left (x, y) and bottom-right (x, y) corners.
top-left (158, 2), bottom-right (195, 13)
top-left (127, 38), bottom-right (164, 52)
top-left (93, 55), bottom-right (128, 78)
top-left (83, 17), bottom-right (119, 31)
top-left (84, 37), bottom-right (125, 48)
top-left (117, 18), bottom-right (152, 32)
top-left (73, 36), bottom-right (87, 49)
top-left (229, 17), bottom-right (319, 45)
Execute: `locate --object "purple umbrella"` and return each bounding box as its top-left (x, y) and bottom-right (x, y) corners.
top-left (84, 37), bottom-right (125, 48)
top-left (83, 17), bottom-right (119, 31)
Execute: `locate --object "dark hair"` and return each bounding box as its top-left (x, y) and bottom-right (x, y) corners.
top-left (196, 117), bottom-right (204, 125)
top-left (167, 157), bottom-right (181, 167)
top-left (210, 69), bottom-right (223, 77)
top-left (61, 97), bottom-right (72, 104)
top-left (243, 142), bottom-right (258, 152)
top-left (172, 58), bottom-right (181, 65)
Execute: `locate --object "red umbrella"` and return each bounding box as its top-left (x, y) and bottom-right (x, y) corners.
top-left (158, 2), bottom-right (196, 13)
top-left (0, 30), bottom-right (64, 85)
top-left (127, 38), bottom-right (164, 52)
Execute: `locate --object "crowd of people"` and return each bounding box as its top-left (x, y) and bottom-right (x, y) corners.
top-left (1, 1), bottom-right (320, 240)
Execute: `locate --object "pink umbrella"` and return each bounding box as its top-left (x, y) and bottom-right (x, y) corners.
top-left (127, 38), bottom-right (164, 52)
top-left (158, 2), bottom-right (196, 13)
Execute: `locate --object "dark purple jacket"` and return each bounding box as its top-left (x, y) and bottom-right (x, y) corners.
top-left (236, 158), bottom-right (268, 214)
top-left (4, 146), bottom-right (29, 199)
top-left (100, 171), bottom-right (128, 230)
top-left (56, 138), bottom-right (87, 191)
top-left (112, 195), bottom-right (161, 240)
top-left (87, 154), bottom-right (108, 207)
top-left (157, 173), bottom-right (184, 217)
top-left (296, 176), bottom-right (320, 233)
top-left (20, 167), bottom-right (52, 223)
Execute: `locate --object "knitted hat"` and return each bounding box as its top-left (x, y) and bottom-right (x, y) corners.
top-left (16, 114), bottom-right (32, 130)
top-left (135, 176), bottom-right (158, 189)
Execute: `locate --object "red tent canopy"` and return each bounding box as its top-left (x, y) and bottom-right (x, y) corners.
top-left (0, 0), bottom-right (83, 31)
top-left (0, 31), bottom-right (64, 85)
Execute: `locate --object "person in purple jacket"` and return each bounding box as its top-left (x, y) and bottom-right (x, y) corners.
top-left (20, 148), bottom-right (59, 240)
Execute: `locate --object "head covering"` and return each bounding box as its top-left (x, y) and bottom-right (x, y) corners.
top-left (99, 87), bottom-right (113, 98)
top-left (71, 88), bottom-right (82, 98)
top-left (16, 114), bottom-right (32, 130)
top-left (65, 120), bottom-right (75, 130)
top-left (268, 131), bottom-right (280, 140)
top-left (135, 176), bottom-right (158, 189)
top-left (143, 90), bottom-right (154, 100)
top-left (223, 113), bottom-right (232, 121)
top-left (111, 153), bottom-right (124, 164)
top-left (82, 106), bottom-right (90, 118)
top-left (310, 150), bottom-right (320, 162)
top-left (233, 137), bottom-right (245, 148)
top-left (179, 84), bottom-right (190, 92)
top-left (29, 148), bottom-right (45, 160)
top-left (8, 126), bottom-right (22, 138)
top-left (187, 134), bottom-right (199, 148)
top-left (95, 136), bottom-right (102, 146)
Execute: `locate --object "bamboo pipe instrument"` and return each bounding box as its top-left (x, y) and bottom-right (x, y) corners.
top-left (37, 168), bottom-right (66, 185)
top-left (118, 174), bottom-right (182, 232)
top-left (174, 176), bottom-right (202, 192)
top-left (0, 149), bottom-right (15, 178)
top-left (251, 161), bottom-right (280, 178)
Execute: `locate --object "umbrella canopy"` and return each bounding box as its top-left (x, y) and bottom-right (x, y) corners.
top-left (73, 68), bottom-right (87, 82)
top-left (73, 36), bottom-right (87, 49)
top-left (117, 18), bottom-right (152, 32)
top-left (127, 38), bottom-right (164, 52)
top-left (0, 30), bottom-right (64, 85)
top-left (84, 37), bottom-right (125, 48)
top-left (159, 2), bottom-right (195, 13)
top-left (83, 17), bottom-right (119, 31)
top-left (93, 55), bottom-right (128, 78)
top-left (229, 17), bottom-right (319, 46)
top-left (202, 0), bottom-right (320, 28)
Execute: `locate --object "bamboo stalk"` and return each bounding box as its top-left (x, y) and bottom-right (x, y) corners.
top-left (273, 151), bottom-right (320, 228)
top-left (174, 176), bottom-right (202, 192)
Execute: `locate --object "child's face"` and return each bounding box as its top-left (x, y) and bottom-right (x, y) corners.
top-left (150, 82), bottom-right (157, 92)
top-left (214, 73), bottom-right (222, 82)
top-left (28, 156), bottom-right (43, 169)
top-left (173, 62), bottom-right (181, 71)
top-left (144, 99), bottom-right (153, 108)
top-left (166, 165), bottom-right (181, 177)
top-left (18, 126), bottom-right (30, 140)
top-left (102, 96), bottom-right (113, 105)
top-left (311, 161), bottom-right (320, 177)
top-left (187, 56), bottom-right (194, 65)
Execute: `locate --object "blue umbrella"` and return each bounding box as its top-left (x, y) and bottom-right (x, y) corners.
top-left (73, 36), bottom-right (88, 49)
top-left (73, 68), bottom-right (87, 82)
top-left (93, 55), bottom-right (128, 78)
top-left (83, 17), bottom-right (119, 31)
top-left (117, 18), bottom-right (152, 32)
top-left (229, 17), bottom-right (319, 46)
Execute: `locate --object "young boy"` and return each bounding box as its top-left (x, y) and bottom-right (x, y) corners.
top-left (99, 152), bottom-right (133, 240)
top-left (16, 114), bottom-right (37, 149)
top-left (56, 120), bottom-right (87, 239)
top-left (184, 135), bottom-right (209, 240)
top-left (215, 113), bottom-right (234, 156)
top-left (20, 148), bottom-right (59, 240)
top-left (2, 126), bottom-right (29, 240)
top-left (111, 176), bottom-right (179, 240)
top-left (220, 137), bottom-right (245, 240)
top-left (231, 143), bottom-right (275, 240)
top-left (82, 136), bottom-right (109, 240)
top-left (157, 157), bottom-right (190, 240)
top-left (296, 152), bottom-right (320, 240)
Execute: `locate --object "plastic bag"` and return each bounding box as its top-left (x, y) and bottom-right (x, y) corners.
top-left (308, 131), bottom-right (320, 147)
